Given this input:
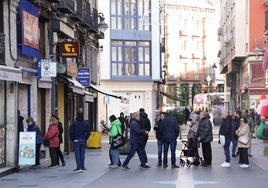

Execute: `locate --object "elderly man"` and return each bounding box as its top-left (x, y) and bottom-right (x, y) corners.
top-left (122, 112), bottom-right (149, 169)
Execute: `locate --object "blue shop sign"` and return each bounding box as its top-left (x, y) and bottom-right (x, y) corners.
top-left (77, 68), bottom-right (90, 87)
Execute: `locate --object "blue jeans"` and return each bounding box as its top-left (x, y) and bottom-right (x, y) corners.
top-left (73, 141), bottom-right (86, 169)
top-left (123, 143), bottom-right (145, 166)
top-left (163, 139), bottom-right (177, 166)
top-left (224, 139), bottom-right (231, 163)
top-left (157, 140), bottom-right (164, 163)
top-left (231, 138), bottom-right (237, 155)
top-left (111, 148), bottom-right (120, 165)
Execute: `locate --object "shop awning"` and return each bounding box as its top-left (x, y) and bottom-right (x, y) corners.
top-left (89, 84), bottom-right (125, 99)
top-left (0, 65), bottom-right (22, 82)
top-left (160, 91), bottom-right (185, 102)
top-left (84, 90), bottom-right (94, 102)
top-left (65, 77), bottom-right (85, 95)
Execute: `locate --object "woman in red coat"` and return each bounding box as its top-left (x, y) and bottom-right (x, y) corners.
top-left (44, 117), bottom-right (60, 168)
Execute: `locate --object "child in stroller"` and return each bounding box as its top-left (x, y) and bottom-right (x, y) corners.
top-left (179, 114), bottom-right (201, 167)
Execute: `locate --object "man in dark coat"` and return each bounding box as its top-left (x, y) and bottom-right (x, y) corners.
top-left (122, 112), bottom-right (148, 169)
top-left (139, 108), bottom-right (151, 168)
top-left (159, 111), bottom-right (180, 168)
top-left (69, 111), bottom-right (91, 173)
top-left (219, 111), bottom-right (232, 167)
top-left (196, 111), bottom-right (213, 167)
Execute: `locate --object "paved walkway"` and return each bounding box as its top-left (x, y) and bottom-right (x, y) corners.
top-left (0, 129), bottom-right (268, 188)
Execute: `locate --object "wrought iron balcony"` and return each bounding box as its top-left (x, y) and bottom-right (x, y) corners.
top-left (47, 0), bottom-right (60, 3)
top-left (79, 2), bottom-right (92, 29)
top-left (87, 8), bottom-right (98, 33)
top-left (70, 0), bottom-right (82, 21)
top-left (56, 0), bottom-right (74, 14)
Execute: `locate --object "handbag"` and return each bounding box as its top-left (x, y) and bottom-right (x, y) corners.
top-left (238, 136), bottom-right (249, 145)
top-left (43, 139), bottom-right (50, 147)
top-left (219, 135), bottom-right (225, 146)
top-left (111, 126), bottom-right (126, 149)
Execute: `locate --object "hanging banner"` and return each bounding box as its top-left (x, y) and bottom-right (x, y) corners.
top-left (18, 132), bottom-right (36, 165)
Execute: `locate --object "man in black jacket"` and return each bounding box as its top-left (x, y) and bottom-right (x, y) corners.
top-left (196, 111), bottom-right (213, 167)
top-left (219, 111), bottom-right (232, 167)
top-left (139, 108), bottom-right (151, 168)
top-left (159, 110), bottom-right (180, 168)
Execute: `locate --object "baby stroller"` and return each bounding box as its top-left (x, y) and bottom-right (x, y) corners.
top-left (179, 138), bottom-right (201, 167)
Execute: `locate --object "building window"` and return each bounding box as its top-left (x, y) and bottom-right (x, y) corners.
top-left (111, 0), bottom-right (150, 31)
top-left (111, 40), bottom-right (151, 78)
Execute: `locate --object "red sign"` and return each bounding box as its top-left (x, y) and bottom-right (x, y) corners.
top-left (59, 41), bottom-right (80, 57)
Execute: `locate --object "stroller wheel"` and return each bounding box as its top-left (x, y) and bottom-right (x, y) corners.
top-left (186, 160), bottom-right (192, 167)
top-left (180, 159), bottom-right (185, 167)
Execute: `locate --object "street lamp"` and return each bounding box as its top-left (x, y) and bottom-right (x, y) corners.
top-left (98, 13), bottom-right (109, 33)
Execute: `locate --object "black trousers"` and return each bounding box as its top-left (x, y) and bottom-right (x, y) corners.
top-left (238, 147), bottom-right (249, 165)
top-left (35, 143), bottom-right (41, 165)
top-left (49, 147), bottom-right (59, 166)
top-left (201, 142), bottom-right (212, 165)
top-left (57, 144), bottom-right (65, 164)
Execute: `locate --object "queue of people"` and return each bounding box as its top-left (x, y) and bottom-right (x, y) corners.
top-left (19, 106), bottom-right (256, 173)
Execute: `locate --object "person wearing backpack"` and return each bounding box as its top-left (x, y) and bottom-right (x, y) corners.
top-left (108, 115), bottom-right (122, 168)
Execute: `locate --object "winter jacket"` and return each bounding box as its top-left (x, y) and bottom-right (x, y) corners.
top-left (27, 122), bottom-right (43, 145)
top-left (159, 115), bottom-right (179, 141)
top-left (231, 116), bottom-right (240, 140)
top-left (108, 119), bottom-right (122, 143)
top-left (219, 115), bottom-right (232, 140)
top-left (58, 121), bottom-right (64, 143)
top-left (154, 118), bottom-right (163, 140)
top-left (197, 114), bottom-right (213, 142)
top-left (129, 118), bottom-right (146, 144)
top-left (44, 124), bottom-right (59, 148)
top-left (236, 122), bottom-right (250, 148)
top-left (140, 112), bottom-right (151, 143)
top-left (69, 117), bottom-right (91, 143)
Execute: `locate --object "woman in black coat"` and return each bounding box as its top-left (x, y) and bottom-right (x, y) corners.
top-left (196, 111), bottom-right (213, 167)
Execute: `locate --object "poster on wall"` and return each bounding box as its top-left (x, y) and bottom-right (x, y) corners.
top-left (18, 132), bottom-right (36, 165)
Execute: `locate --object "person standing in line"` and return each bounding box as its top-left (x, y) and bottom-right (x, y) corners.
top-left (122, 112), bottom-right (148, 169)
top-left (26, 117), bottom-right (43, 169)
top-left (108, 115), bottom-right (122, 168)
top-left (153, 111), bottom-right (166, 167)
top-left (159, 110), bottom-right (180, 168)
top-left (69, 111), bottom-right (91, 173)
top-left (231, 111), bottom-right (240, 157)
top-left (51, 114), bottom-right (65, 167)
top-left (219, 111), bottom-right (232, 167)
top-left (196, 111), bottom-right (213, 167)
top-left (236, 117), bottom-right (250, 168)
top-left (139, 108), bottom-right (151, 168)
top-left (44, 117), bottom-right (60, 168)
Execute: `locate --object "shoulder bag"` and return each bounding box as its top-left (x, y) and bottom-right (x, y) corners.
top-left (111, 126), bottom-right (126, 149)
top-left (238, 136), bottom-right (249, 145)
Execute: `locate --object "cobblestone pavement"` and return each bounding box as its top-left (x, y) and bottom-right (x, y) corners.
top-left (0, 126), bottom-right (268, 188)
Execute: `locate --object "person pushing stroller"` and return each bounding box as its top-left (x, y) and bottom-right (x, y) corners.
top-left (187, 114), bottom-right (201, 166)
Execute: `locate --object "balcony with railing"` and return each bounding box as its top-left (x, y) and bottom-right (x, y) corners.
top-left (56, 0), bottom-right (74, 14)
top-left (80, 2), bottom-right (92, 29)
top-left (87, 8), bottom-right (98, 33)
top-left (70, 0), bottom-right (82, 22)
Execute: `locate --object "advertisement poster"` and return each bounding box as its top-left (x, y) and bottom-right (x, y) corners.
top-left (23, 10), bottom-right (39, 49)
top-left (18, 132), bottom-right (36, 165)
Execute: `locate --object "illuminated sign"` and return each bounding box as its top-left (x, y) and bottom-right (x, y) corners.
top-left (59, 41), bottom-right (80, 57)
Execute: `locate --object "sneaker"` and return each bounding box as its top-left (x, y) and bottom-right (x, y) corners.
top-left (232, 154), bottom-right (237, 158)
top-left (122, 165), bottom-right (130, 169)
top-left (171, 164), bottom-right (180, 168)
top-left (221, 162), bottom-right (230, 168)
top-left (240, 164), bottom-right (249, 168)
top-left (81, 168), bottom-right (87, 171)
top-left (110, 165), bottom-right (119, 169)
top-left (73, 168), bottom-right (83, 173)
top-left (48, 165), bottom-right (58, 169)
top-left (163, 165), bottom-right (168, 168)
top-left (248, 154), bottom-right (253, 157)
top-left (140, 164), bottom-right (151, 169)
